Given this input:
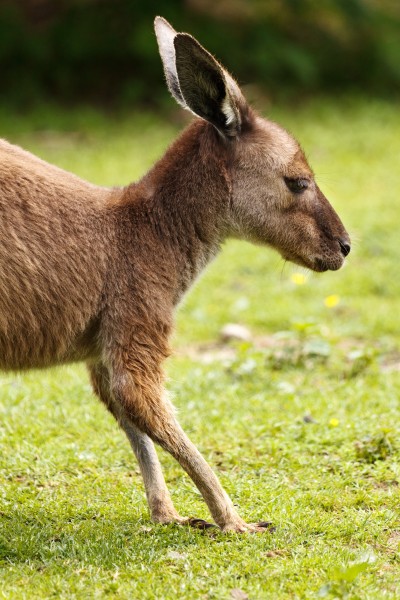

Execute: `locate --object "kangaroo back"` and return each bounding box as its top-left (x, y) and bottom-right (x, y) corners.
top-left (0, 140), bottom-right (110, 368)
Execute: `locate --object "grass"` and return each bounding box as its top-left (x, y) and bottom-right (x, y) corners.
top-left (0, 97), bottom-right (400, 599)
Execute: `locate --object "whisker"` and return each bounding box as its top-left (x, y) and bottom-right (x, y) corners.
top-left (279, 259), bottom-right (288, 282)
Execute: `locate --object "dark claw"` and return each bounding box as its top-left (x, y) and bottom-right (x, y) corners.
top-left (257, 521), bottom-right (276, 532)
top-left (188, 518), bottom-right (217, 530)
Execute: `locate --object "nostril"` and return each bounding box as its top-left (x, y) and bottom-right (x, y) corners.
top-left (338, 239), bottom-right (351, 257)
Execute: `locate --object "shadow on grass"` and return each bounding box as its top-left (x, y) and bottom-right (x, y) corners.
top-left (0, 505), bottom-right (214, 568)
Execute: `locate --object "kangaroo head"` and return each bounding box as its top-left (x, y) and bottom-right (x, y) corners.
top-left (155, 17), bottom-right (350, 272)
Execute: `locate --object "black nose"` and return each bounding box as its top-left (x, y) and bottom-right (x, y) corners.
top-left (338, 238), bottom-right (351, 257)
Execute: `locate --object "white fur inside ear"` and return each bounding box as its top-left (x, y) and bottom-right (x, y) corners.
top-left (155, 18), bottom-right (177, 78)
top-left (221, 94), bottom-right (237, 126)
top-left (154, 17), bottom-right (186, 107)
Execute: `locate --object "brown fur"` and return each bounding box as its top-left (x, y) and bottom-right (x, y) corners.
top-left (1, 18), bottom-right (350, 532)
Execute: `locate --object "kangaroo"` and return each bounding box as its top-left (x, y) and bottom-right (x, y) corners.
top-left (0, 17), bottom-right (350, 532)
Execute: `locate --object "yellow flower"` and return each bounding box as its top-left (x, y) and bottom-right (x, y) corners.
top-left (329, 418), bottom-right (339, 427)
top-left (324, 294), bottom-right (340, 308)
top-left (291, 273), bottom-right (306, 285)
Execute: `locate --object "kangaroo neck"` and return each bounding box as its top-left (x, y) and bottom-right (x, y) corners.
top-left (136, 120), bottom-right (233, 301)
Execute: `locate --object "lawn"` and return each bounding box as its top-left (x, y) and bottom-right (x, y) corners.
top-left (0, 97), bottom-right (399, 599)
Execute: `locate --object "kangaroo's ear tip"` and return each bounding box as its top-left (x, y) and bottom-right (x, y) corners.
top-left (154, 16), bottom-right (176, 35)
top-left (174, 33), bottom-right (196, 49)
top-left (154, 16), bottom-right (164, 31)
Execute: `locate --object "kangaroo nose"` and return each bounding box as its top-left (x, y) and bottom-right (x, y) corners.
top-left (338, 238), bottom-right (351, 257)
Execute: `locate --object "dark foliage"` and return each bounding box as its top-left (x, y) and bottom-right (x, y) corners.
top-left (1, 0), bottom-right (400, 107)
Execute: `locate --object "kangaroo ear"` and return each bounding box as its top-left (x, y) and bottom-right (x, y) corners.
top-left (154, 16), bottom-right (186, 108)
top-left (154, 17), bottom-right (248, 138)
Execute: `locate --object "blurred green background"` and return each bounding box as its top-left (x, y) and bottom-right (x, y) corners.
top-left (1, 0), bottom-right (400, 108)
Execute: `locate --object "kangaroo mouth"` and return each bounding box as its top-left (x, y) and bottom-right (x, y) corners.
top-left (313, 256), bottom-right (344, 272)
top-left (283, 251), bottom-right (344, 273)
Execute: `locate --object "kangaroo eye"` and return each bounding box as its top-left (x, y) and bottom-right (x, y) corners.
top-left (284, 177), bottom-right (309, 194)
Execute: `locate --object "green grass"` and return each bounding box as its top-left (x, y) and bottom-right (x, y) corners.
top-left (1, 98), bottom-right (400, 599)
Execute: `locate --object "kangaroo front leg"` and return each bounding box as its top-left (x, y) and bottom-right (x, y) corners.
top-left (89, 362), bottom-right (182, 525)
top-left (120, 418), bottom-right (185, 524)
top-left (111, 364), bottom-right (269, 532)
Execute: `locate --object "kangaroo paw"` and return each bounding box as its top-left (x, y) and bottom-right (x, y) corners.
top-left (221, 519), bottom-right (276, 533)
top-left (187, 517), bottom-right (217, 530)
